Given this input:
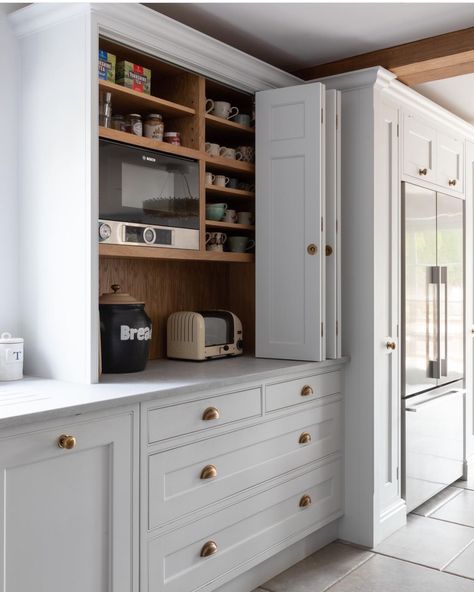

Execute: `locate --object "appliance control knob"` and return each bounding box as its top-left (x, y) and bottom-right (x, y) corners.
top-left (236, 339), bottom-right (243, 350)
top-left (99, 223), bottom-right (112, 241)
top-left (223, 345), bottom-right (229, 352)
top-left (143, 227), bottom-right (156, 245)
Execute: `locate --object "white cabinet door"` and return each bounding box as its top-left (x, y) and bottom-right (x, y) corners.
top-left (0, 409), bottom-right (138, 592)
top-left (256, 82), bottom-right (326, 361)
top-left (403, 113), bottom-right (437, 183)
top-left (437, 132), bottom-right (464, 193)
top-left (325, 89), bottom-right (342, 359)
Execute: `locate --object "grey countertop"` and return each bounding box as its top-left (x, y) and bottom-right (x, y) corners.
top-left (0, 355), bottom-right (347, 429)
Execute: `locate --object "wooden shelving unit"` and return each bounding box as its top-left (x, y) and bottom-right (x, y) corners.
top-left (205, 155), bottom-right (255, 174)
top-left (205, 185), bottom-right (255, 199)
top-left (205, 220), bottom-right (255, 231)
top-left (205, 113), bottom-right (254, 136)
top-left (99, 243), bottom-right (254, 263)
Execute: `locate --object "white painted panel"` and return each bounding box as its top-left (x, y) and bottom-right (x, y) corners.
top-left (466, 142), bottom-right (474, 467)
top-left (437, 132), bottom-right (464, 193)
top-left (256, 82), bottom-right (325, 361)
top-left (403, 113), bottom-right (437, 183)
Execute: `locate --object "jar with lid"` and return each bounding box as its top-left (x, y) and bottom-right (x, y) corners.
top-left (126, 113), bottom-right (143, 136)
top-left (164, 131), bottom-right (181, 146)
top-left (111, 114), bottom-right (126, 132)
top-left (144, 113), bottom-right (164, 141)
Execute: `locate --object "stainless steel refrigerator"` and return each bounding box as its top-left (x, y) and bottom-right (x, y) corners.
top-left (402, 182), bottom-right (465, 512)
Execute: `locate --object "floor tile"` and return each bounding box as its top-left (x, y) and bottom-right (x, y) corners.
top-left (326, 554), bottom-right (474, 592)
top-left (412, 486), bottom-right (462, 517)
top-left (430, 489), bottom-right (474, 528)
top-left (444, 540), bottom-right (474, 580)
top-left (373, 514), bottom-right (474, 569)
top-left (454, 477), bottom-right (474, 491)
top-left (261, 542), bottom-right (373, 592)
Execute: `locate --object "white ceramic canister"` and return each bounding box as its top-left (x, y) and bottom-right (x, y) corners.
top-left (0, 332), bottom-right (24, 381)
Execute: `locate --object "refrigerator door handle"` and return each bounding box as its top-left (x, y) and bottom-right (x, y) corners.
top-left (440, 266), bottom-right (448, 377)
top-left (428, 266), bottom-right (441, 379)
top-left (406, 388), bottom-right (466, 412)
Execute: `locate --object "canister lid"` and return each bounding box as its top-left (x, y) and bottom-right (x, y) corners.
top-left (0, 332), bottom-right (24, 344)
top-left (99, 284), bottom-right (144, 305)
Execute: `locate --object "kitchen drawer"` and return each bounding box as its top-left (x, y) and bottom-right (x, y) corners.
top-left (147, 400), bottom-right (342, 528)
top-left (146, 387), bottom-right (262, 444)
top-left (265, 371), bottom-right (341, 412)
top-left (147, 458), bottom-right (342, 592)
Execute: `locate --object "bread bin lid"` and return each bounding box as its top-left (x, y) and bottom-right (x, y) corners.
top-left (99, 284), bottom-right (144, 305)
top-left (0, 332), bottom-right (23, 344)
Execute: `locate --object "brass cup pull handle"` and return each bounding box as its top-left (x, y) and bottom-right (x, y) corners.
top-left (386, 340), bottom-right (396, 351)
top-left (200, 464), bottom-right (217, 480)
top-left (299, 432), bottom-right (312, 444)
top-left (58, 434), bottom-right (76, 450)
top-left (307, 244), bottom-right (317, 255)
top-left (325, 245), bottom-right (333, 256)
top-left (299, 494), bottom-right (312, 508)
top-left (301, 385), bottom-right (314, 397)
top-left (200, 541), bottom-right (218, 557)
top-left (418, 168), bottom-right (428, 176)
top-left (202, 407), bottom-right (220, 421)
top-left (449, 179), bottom-right (457, 186)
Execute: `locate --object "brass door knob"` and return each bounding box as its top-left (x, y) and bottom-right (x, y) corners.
top-left (57, 434), bottom-right (76, 450)
top-left (307, 244), bottom-right (317, 255)
top-left (299, 494), bottom-right (312, 508)
top-left (449, 179), bottom-right (457, 186)
top-left (200, 541), bottom-right (218, 557)
top-left (202, 407), bottom-right (220, 421)
top-left (301, 385), bottom-right (314, 397)
top-left (299, 432), bottom-right (312, 444)
top-left (325, 245), bottom-right (333, 256)
top-left (200, 464), bottom-right (217, 480)
top-left (418, 168), bottom-right (428, 176)
top-left (386, 340), bottom-right (396, 351)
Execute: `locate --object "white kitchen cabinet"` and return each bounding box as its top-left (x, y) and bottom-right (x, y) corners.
top-left (437, 131), bottom-right (464, 193)
top-left (256, 83), bottom-right (326, 361)
top-left (403, 113), bottom-right (437, 183)
top-left (0, 408), bottom-right (138, 592)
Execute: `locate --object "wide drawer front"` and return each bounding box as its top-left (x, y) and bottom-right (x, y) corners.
top-left (266, 371), bottom-right (341, 412)
top-left (148, 458), bottom-right (342, 592)
top-left (148, 400), bottom-right (342, 529)
top-left (146, 387), bottom-right (262, 444)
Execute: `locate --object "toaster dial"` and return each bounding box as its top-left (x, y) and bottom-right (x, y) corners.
top-left (143, 227), bottom-right (157, 245)
top-left (99, 222), bottom-right (112, 241)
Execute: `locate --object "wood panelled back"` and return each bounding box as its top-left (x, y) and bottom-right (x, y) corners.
top-left (100, 258), bottom-right (256, 359)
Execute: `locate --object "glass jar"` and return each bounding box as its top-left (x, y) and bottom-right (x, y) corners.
top-left (111, 114), bottom-right (126, 132)
top-left (126, 113), bottom-right (143, 136)
top-left (144, 113), bottom-right (164, 141)
top-left (163, 131), bottom-right (181, 146)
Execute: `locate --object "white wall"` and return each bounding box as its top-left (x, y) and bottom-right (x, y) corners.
top-left (0, 6), bottom-right (19, 336)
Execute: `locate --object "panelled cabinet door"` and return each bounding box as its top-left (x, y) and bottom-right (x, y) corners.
top-left (437, 132), bottom-right (464, 193)
top-left (403, 113), bottom-right (437, 183)
top-left (256, 82), bottom-right (326, 361)
top-left (0, 410), bottom-right (137, 592)
top-left (325, 89), bottom-right (342, 359)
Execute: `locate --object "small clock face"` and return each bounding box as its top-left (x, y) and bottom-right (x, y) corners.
top-left (99, 223), bottom-right (112, 241)
top-left (143, 227), bottom-right (156, 244)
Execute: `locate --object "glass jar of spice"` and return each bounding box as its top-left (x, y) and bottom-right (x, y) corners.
top-left (144, 113), bottom-right (164, 141)
top-left (163, 131), bottom-right (181, 146)
top-left (111, 114), bottom-right (126, 132)
top-left (126, 113), bottom-right (143, 136)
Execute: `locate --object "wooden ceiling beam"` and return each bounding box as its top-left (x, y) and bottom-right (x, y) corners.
top-left (294, 27), bottom-right (474, 86)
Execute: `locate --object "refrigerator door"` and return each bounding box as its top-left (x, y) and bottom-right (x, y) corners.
top-left (437, 193), bottom-right (464, 386)
top-left (402, 183), bottom-right (438, 396)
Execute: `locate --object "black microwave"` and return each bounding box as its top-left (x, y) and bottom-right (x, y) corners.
top-left (98, 139), bottom-right (200, 249)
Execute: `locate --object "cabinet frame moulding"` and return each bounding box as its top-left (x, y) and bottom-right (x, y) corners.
top-left (99, 243), bottom-right (254, 263)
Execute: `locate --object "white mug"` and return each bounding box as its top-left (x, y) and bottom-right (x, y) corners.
top-left (0, 332), bottom-right (24, 381)
top-left (237, 211), bottom-right (253, 225)
top-left (237, 145), bottom-right (255, 162)
top-left (219, 147), bottom-right (243, 161)
top-left (211, 100), bottom-right (239, 120)
top-left (223, 209), bottom-right (238, 223)
top-left (214, 175), bottom-right (230, 187)
top-left (205, 172), bottom-right (216, 185)
top-left (205, 142), bottom-right (220, 156)
top-left (205, 98), bottom-right (215, 114)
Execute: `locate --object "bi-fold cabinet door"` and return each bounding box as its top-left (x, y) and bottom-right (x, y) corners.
top-left (256, 83), bottom-right (341, 361)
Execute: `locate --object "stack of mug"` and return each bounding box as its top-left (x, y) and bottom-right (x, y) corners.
top-left (206, 232), bottom-right (255, 253)
top-left (205, 143), bottom-right (254, 163)
top-left (206, 99), bottom-right (254, 128)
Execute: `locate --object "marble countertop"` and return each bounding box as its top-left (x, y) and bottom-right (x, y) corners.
top-left (0, 355), bottom-right (347, 429)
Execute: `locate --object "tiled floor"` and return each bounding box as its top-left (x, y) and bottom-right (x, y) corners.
top-left (254, 479), bottom-right (474, 591)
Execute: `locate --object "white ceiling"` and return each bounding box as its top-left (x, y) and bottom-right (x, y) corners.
top-left (414, 74), bottom-right (474, 125)
top-left (149, 3), bottom-right (474, 71)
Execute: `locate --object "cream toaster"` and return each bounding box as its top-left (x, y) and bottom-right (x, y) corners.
top-left (167, 310), bottom-right (243, 360)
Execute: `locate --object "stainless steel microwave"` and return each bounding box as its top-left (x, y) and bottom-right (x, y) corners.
top-left (98, 139), bottom-right (200, 250)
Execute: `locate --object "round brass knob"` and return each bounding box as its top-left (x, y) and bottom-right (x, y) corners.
top-left (418, 168), bottom-right (428, 176)
top-left (202, 407), bottom-right (220, 421)
top-left (307, 244), bottom-right (317, 255)
top-left (200, 541), bottom-right (218, 557)
top-left (386, 340), bottom-right (396, 351)
top-left (299, 432), bottom-right (312, 444)
top-left (449, 179), bottom-right (457, 186)
top-left (57, 434), bottom-right (76, 450)
top-left (299, 494), bottom-right (312, 508)
top-left (301, 385), bottom-right (314, 397)
top-left (200, 464), bottom-right (217, 480)
top-left (325, 245), bottom-right (333, 256)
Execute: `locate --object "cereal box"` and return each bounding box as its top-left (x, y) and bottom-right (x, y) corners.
top-left (116, 60), bottom-right (152, 95)
top-left (98, 49), bottom-right (116, 83)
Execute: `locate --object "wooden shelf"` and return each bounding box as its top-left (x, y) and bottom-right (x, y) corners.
top-left (205, 154), bottom-right (255, 174)
top-left (99, 127), bottom-right (202, 160)
top-left (99, 243), bottom-right (254, 263)
top-left (206, 220), bottom-right (255, 231)
top-left (99, 80), bottom-right (195, 118)
top-left (206, 185), bottom-right (255, 199)
top-left (205, 113), bottom-right (254, 135)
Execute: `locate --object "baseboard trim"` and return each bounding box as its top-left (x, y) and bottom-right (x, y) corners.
top-left (374, 498), bottom-right (407, 546)
top-left (214, 520), bottom-right (340, 592)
